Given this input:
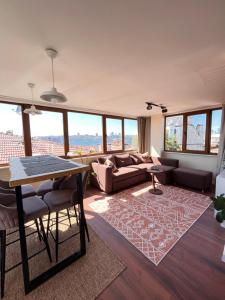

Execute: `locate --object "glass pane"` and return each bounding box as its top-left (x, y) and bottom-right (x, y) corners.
top-left (186, 113), bottom-right (206, 151)
top-left (68, 112), bottom-right (103, 156)
top-left (124, 119), bottom-right (138, 150)
top-left (211, 109), bottom-right (222, 153)
top-left (165, 115), bottom-right (183, 151)
top-left (0, 103), bottom-right (24, 163)
top-left (30, 110), bottom-right (64, 156)
top-left (106, 118), bottom-right (122, 151)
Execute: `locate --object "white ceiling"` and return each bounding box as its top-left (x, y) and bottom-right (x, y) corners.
top-left (0, 0), bottom-right (225, 117)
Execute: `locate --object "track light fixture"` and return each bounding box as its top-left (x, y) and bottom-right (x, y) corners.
top-left (145, 102), bottom-right (168, 113)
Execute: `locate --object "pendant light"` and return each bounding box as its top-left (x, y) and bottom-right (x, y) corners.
top-left (24, 83), bottom-right (42, 115)
top-left (40, 48), bottom-right (67, 103)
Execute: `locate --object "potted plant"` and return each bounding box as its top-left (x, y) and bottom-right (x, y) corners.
top-left (212, 194), bottom-right (225, 217)
top-left (216, 209), bottom-right (225, 228)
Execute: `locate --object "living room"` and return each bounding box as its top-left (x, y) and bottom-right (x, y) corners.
top-left (0, 1), bottom-right (225, 300)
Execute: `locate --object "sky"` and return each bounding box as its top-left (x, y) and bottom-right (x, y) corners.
top-left (167, 110), bottom-right (222, 133)
top-left (0, 103), bottom-right (138, 136)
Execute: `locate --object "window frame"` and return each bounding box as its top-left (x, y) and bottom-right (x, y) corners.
top-left (164, 108), bottom-right (222, 155)
top-left (124, 118), bottom-right (138, 151)
top-left (105, 116), bottom-right (124, 153)
top-left (67, 110), bottom-right (104, 156)
top-left (0, 100), bottom-right (137, 165)
top-left (0, 101), bottom-right (26, 166)
top-left (28, 106), bottom-right (66, 157)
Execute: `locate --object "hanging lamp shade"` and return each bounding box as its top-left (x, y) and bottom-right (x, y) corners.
top-left (24, 104), bottom-right (42, 115)
top-left (40, 48), bottom-right (67, 103)
top-left (40, 87), bottom-right (67, 103)
top-left (24, 83), bottom-right (42, 115)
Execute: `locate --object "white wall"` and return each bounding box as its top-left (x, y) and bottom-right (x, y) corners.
top-left (150, 114), bottom-right (218, 178)
top-left (150, 115), bottom-right (164, 157)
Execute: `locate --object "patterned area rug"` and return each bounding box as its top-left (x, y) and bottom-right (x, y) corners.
top-left (89, 182), bottom-right (212, 265)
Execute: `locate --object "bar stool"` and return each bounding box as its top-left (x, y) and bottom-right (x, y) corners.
top-left (0, 193), bottom-right (52, 298)
top-left (36, 177), bottom-right (65, 198)
top-left (43, 172), bottom-right (89, 262)
top-left (0, 179), bottom-right (36, 198)
top-left (37, 177), bottom-right (73, 228)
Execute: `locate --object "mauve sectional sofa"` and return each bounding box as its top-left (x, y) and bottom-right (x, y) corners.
top-left (90, 154), bottom-right (179, 193)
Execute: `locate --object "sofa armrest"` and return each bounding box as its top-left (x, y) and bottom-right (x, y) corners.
top-left (152, 157), bottom-right (179, 168)
top-left (91, 162), bottom-right (113, 193)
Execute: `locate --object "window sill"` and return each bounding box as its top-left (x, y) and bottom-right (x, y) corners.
top-left (163, 151), bottom-right (217, 157)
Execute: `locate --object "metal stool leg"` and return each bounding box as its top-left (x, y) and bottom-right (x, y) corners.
top-left (38, 218), bottom-right (52, 263)
top-left (0, 230), bottom-right (6, 298)
top-left (84, 217), bottom-right (90, 242)
top-left (34, 219), bottom-right (41, 241)
top-left (67, 209), bottom-right (72, 227)
top-left (46, 212), bottom-right (51, 238)
top-left (55, 212), bottom-right (59, 262)
top-left (74, 205), bottom-right (79, 225)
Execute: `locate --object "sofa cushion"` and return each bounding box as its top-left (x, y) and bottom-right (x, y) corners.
top-left (114, 154), bottom-right (133, 168)
top-left (173, 167), bottom-right (212, 191)
top-left (155, 165), bottom-right (176, 172)
top-left (104, 158), bottom-right (118, 173)
top-left (128, 163), bottom-right (154, 170)
top-left (97, 155), bottom-right (116, 166)
top-left (140, 152), bottom-right (153, 163)
top-left (112, 167), bottom-right (145, 182)
top-left (130, 154), bottom-right (143, 164)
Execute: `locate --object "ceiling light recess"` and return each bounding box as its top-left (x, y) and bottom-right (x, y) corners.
top-left (40, 48), bottom-right (67, 103)
top-left (24, 83), bottom-right (42, 115)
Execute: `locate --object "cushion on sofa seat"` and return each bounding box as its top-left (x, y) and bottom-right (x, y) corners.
top-left (128, 163), bottom-right (154, 170)
top-left (112, 167), bottom-right (145, 182)
top-left (114, 154), bottom-right (133, 168)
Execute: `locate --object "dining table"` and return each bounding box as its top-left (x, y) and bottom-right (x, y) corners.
top-left (9, 155), bottom-right (90, 295)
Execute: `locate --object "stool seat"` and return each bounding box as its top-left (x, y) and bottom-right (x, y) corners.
top-left (1, 195), bottom-right (49, 229)
top-left (36, 180), bottom-right (54, 197)
top-left (21, 184), bottom-right (36, 198)
top-left (43, 190), bottom-right (74, 212)
top-left (0, 184), bottom-right (36, 198)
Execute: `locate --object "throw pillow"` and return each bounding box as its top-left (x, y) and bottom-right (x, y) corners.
top-left (114, 154), bottom-right (133, 168)
top-left (104, 158), bottom-right (118, 173)
top-left (130, 154), bottom-right (143, 164)
top-left (97, 155), bottom-right (116, 166)
top-left (140, 152), bottom-right (153, 163)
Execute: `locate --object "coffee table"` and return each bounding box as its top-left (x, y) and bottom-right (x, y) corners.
top-left (147, 168), bottom-right (164, 195)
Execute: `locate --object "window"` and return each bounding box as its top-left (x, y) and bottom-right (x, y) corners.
top-left (0, 103), bottom-right (25, 163)
top-left (124, 119), bottom-right (138, 150)
top-left (164, 108), bottom-right (222, 154)
top-left (186, 113), bottom-right (207, 151)
top-left (0, 100), bottom-right (138, 164)
top-left (106, 118), bottom-right (122, 151)
top-left (68, 112), bottom-right (103, 156)
top-left (29, 110), bottom-right (64, 156)
top-left (211, 109), bottom-right (222, 153)
top-left (165, 115), bottom-right (183, 151)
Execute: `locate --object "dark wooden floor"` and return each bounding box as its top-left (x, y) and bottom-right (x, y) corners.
top-left (84, 187), bottom-right (225, 300)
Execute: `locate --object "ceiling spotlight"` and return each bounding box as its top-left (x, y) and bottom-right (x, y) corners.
top-left (146, 102), bottom-right (152, 110)
top-left (145, 101), bottom-right (168, 113)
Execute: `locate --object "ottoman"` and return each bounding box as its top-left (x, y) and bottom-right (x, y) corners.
top-left (173, 167), bottom-right (212, 192)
